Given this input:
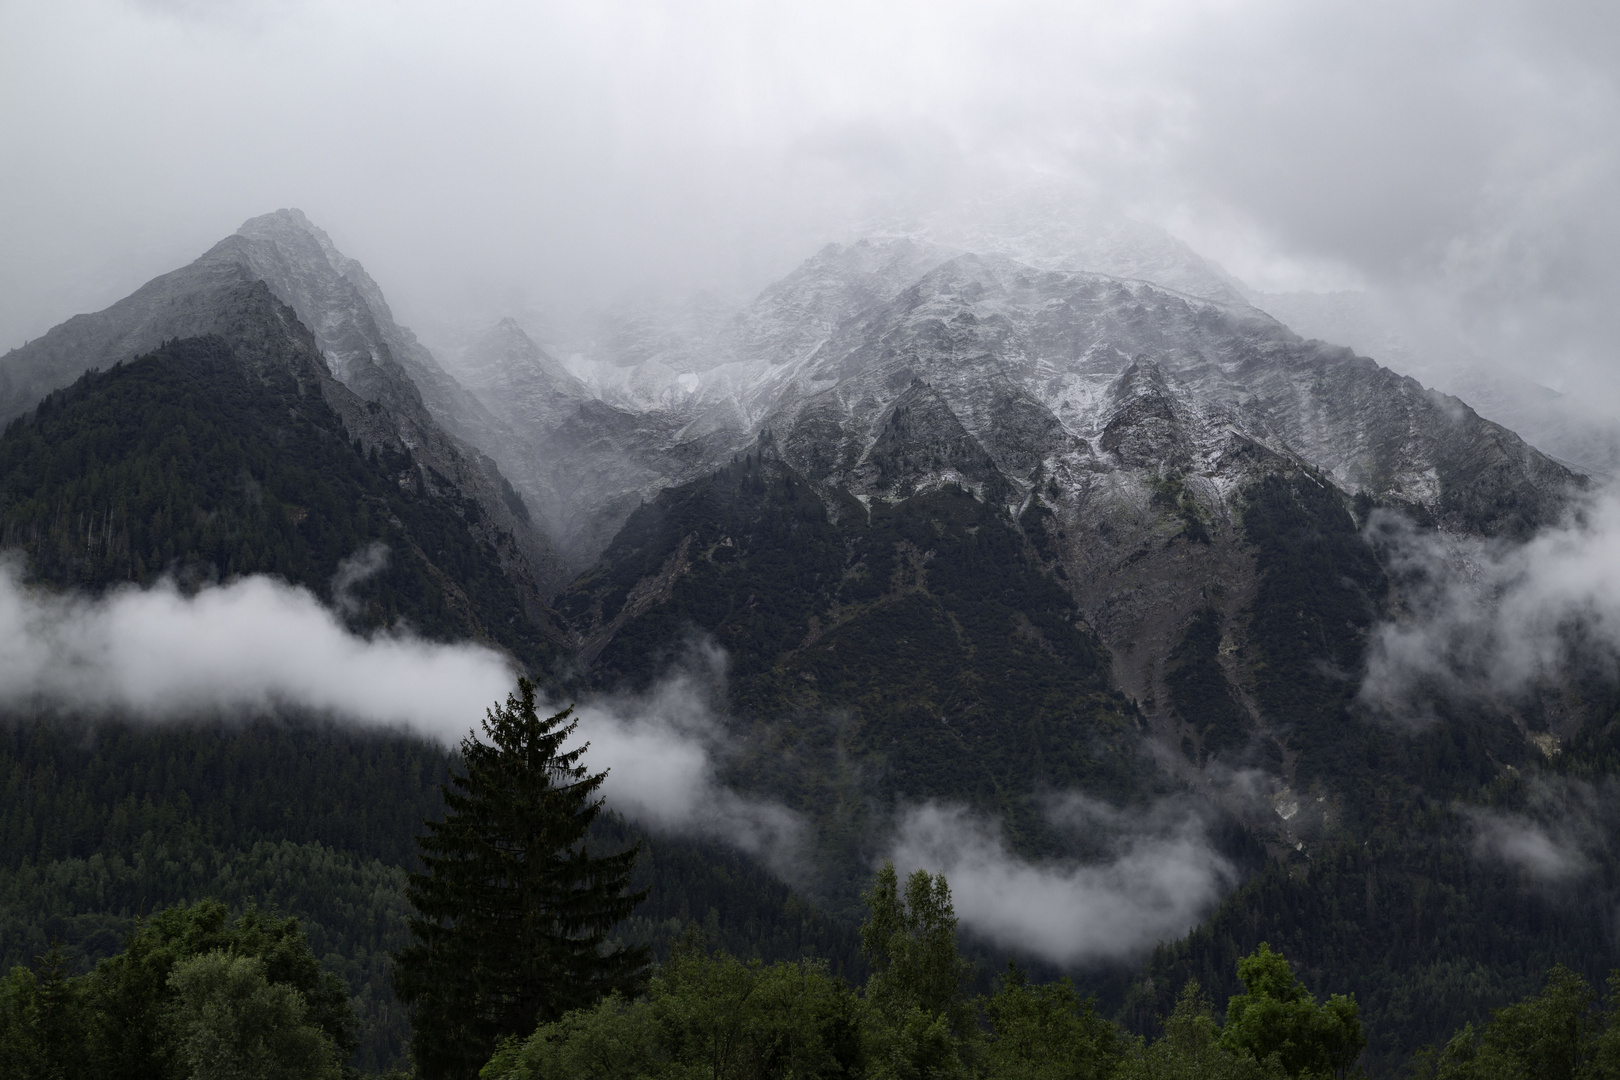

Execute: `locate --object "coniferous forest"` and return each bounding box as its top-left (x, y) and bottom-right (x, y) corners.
top-left (9, 729), bottom-right (1620, 1080)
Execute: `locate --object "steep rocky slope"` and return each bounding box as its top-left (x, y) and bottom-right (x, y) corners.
top-left (442, 318), bottom-right (737, 568)
top-left (1255, 286), bottom-right (1620, 478)
top-left (453, 214), bottom-right (1256, 568)
top-left (0, 211), bottom-right (566, 594)
top-left (763, 254), bottom-right (1571, 537)
top-left (457, 225), bottom-right (1576, 584)
top-left (0, 282), bottom-right (561, 658)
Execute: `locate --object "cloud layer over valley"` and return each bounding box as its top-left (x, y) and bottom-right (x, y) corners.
top-left (0, 560), bottom-right (808, 874)
top-left (890, 797), bottom-right (1235, 965)
top-left (0, 556), bottom-right (516, 731)
top-left (0, 559), bottom-right (1243, 963)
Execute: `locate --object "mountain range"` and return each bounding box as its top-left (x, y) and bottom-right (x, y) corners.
top-left (0, 205), bottom-right (1609, 1074)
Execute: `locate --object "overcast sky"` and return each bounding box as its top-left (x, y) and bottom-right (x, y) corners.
top-left (2, 0), bottom-right (1616, 389)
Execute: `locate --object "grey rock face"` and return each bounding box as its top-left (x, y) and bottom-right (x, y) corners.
top-left (450, 224), bottom-right (1578, 586)
top-left (449, 317), bottom-right (595, 428)
top-left (231, 211), bottom-right (533, 464)
top-left (0, 210), bottom-right (566, 596)
top-left (1098, 360), bottom-right (1188, 469)
top-left (448, 210), bottom-right (1266, 571)
top-left (849, 380), bottom-right (1005, 499)
top-left (721, 238), bottom-right (959, 373)
top-left (757, 253), bottom-right (1572, 537)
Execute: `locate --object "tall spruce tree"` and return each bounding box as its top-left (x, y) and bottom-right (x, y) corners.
top-left (393, 679), bottom-right (648, 1080)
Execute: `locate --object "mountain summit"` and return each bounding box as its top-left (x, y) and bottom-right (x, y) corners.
top-left (0, 210), bottom-right (566, 596)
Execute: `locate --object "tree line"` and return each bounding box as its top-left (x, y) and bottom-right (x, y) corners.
top-left (387, 674), bottom-right (1363, 1077)
top-left (5, 679), bottom-right (1620, 1079)
top-left (0, 712), bottom-right (859, 1072)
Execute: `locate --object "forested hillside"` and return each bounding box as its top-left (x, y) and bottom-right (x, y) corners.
top-left (1110, 472), bottom-right (1620, 1074)
top-left (0, 330), bottom-right (863, 1072)
top-left (552, 440), bottom-right (1620, 1074)
top-left (559, 445), bottom-right (1177, 908)
top-left (0, 716), bottom-right (862, 1073)
top-left (0, 330), bottom-right (552, 661)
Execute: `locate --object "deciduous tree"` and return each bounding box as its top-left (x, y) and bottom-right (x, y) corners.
top-left (1219, 943), bottom-right (1364, 1079)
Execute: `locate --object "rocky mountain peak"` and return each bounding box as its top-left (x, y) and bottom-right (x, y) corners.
top-left (864, 186), bottom-right (1253, 307)
top-left (236, 207), bottom-right (335, 258)
top-left (1099, 359), bottom-right (1188, 469)
top-left (0, 211), bottom-right (568, 595)
top-left (446, 317), bottom-right (593, 423)
top-left (421, 215), bottom-right (1581, 589)
top-left (848, 379), bottom-right (1003, 501)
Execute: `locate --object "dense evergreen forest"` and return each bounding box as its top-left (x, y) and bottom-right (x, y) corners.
top-left (558, 447), bottom-right (1177, 908)
top-left (0, 716), bottom-right (862, 1072)
top-left (0, 329), bottom-right (558, 666)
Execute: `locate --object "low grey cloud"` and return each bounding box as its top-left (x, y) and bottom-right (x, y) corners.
top-left (1463, 777), bottom-right (1618, 884)
top-left (1469, 812), bottom-right (1587, 882)
top-left (888, 795), bottom-right (1234, 966)
top-left (546, 641), bottom-right (808, 879)
top-left (0, 559), bottom-right (805, 870)
top-left (329, 540), bottom-right (389, 617)
top-left (0, 555), bottom-right (515, 730)
top-left (1360, 492), bottom-right (1620, 720)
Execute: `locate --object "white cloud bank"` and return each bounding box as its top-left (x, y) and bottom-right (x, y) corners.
top-left (0, 558), bottom-right (805, 869)
top-left (0, 556), bottom-right (514, 731)
top-left (889, 796), bottom-right (1235, 966)
top-left (545, 643), bottom-right (807, 877)
top-left (1361, 490), bottom-right (1620, 717)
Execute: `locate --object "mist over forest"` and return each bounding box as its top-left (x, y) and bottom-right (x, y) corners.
top-left (3, 3), bottom-right (1619, 1078)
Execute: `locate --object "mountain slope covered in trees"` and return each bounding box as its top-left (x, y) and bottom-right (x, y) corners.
top-left (0, 308), bottom-right (861, 1072)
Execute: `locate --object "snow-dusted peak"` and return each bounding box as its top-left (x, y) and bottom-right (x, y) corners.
top-left (864, 187), bottom-right (1253, 308)
top-left (733, 238), bottom-right (959, 352)
top-left (754, 253), bottom-right (1569, 538)
top-left (449, 317), bottom-right (590, 404)
top-left (431, 220), bottom-right (1576, 574)
top-left (230, 209), bottom-right (416, 387)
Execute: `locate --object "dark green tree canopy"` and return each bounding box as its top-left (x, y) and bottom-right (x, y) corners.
top-left (1219, 942), bottom-right (1365, 1079)
top-left (1418, 965), bottom-right (1611, 1080)
top-left (394, 678), bottom-right (648, 1080)
top-left (859, 861), bottom-right (971, 1030)
top-left (0, 900), bottom-right (355, 1080)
